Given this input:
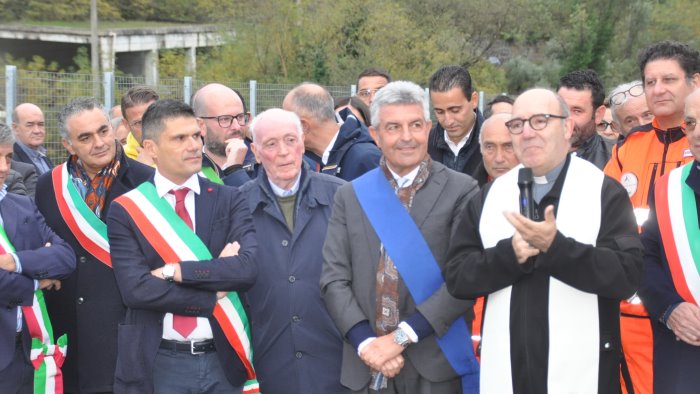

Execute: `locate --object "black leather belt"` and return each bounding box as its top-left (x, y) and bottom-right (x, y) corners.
top-left (160, 339), bottom-right (216, 354)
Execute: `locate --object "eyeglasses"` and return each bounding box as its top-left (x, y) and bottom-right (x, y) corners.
top-left (610, 84), bottom-right (644, 106)
top-left (128, 119), bottom-right (143, 129)
top-left (199, 113), bottom-right (249, 128)
top-left (596, 120), bottom-right (614, 132)
top-left (685, 118), bottom-right (697, 132)
top-left (357, 88), bottom-right (383, 98)
top-left (505, 114), bottom-right (567, 134)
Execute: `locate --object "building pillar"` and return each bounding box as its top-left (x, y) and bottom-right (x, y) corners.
top-left (144, 49), bottom-right (159, 86)
top-left (186, 46), bottom-right (196, 75)
top-left (99, 34), bottom-right (116, 73)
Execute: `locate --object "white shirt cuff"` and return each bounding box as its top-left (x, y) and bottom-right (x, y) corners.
top-left (357, 337), bottom-right (377, 356)
top-left (399, 321), bottom-right (418, 343)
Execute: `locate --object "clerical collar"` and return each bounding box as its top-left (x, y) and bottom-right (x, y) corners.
top-left (268, 173), bottom-right (301, 197)
top-left (532, 158), bottom-right (566, 204)
top-left (387, 165), bottom-right (420, 189)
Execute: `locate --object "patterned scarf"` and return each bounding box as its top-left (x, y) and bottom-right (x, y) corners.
top-left (374, 155), bottom-right (432, 336)
top-left (67, 144), bottom-right (121, 217)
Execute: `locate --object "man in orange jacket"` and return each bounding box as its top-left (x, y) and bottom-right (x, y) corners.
top-left (604, 40), bottom-right (700, 394)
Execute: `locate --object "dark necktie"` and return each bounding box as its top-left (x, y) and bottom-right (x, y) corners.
top-left (169, 187), bottom-right (197, 337)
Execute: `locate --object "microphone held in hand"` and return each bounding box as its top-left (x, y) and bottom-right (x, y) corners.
top-left (518, 168), bottom-right (535, 220)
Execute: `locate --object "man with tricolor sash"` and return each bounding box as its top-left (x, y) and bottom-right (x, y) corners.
top-left (35, 97), bottom-right (154, 393)
top-left (445, 88), bottom-right (643, 394)
top-left (320, 81), bottom-right (481, 393)
top-left (638, 89), bottom-right (700, 393)
top-left (107, 99), bottom-right (258, 394)
top-left (0, 124), bottom-right (76, 393)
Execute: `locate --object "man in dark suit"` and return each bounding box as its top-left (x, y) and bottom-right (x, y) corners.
top-left (35, 97), bottom-right (154, 393)
top-left (10, 160), bottom-right (37, 197)
top-left (12, 103), bottom-right (54, 176)
top-left (0, 125), bottom-right (75, 393)
top-left (107, 100), bottom-right (257, 393)
top-left (320, 81), bottom-right (481, 393)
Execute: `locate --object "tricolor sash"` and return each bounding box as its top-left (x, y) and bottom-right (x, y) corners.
top-left (479, 157), bottom-right (602, 394)
top-left (352, 168), bottom-right (480, 394)
top-left (200, 166), bottom-right (224, 185)
top-left (0, 227), bottom-right (67, 394)
top-left (50, 164), bottom-right (111, 267)
top-left (114, 182), bottom-right (259, 394)
top-left (655, 162), bottom-right (700, 305)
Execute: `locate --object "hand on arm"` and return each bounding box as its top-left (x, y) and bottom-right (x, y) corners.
top-left (667, 302), bottom-right (700, 346)
top-left (0, 253), bottom-right (16, 272)
top-left (359, 333), bottom-right (406, 372)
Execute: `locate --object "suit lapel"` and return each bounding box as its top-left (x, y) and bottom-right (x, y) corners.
top-left (194, 177), bottom-right (215, 245)
top-left (410, 165), bottom-right (448, 229)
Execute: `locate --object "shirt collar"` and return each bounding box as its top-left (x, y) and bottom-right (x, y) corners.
top-left (154, 171), bottom-right (201, 198)
top-left (322, 128), bottom-right (341, 165)
top-left (0, 184), bottom-right (7, 203)
top-left (268, 173), bottom-right (302, 197)
top-left (387, 164), bottom-right (421, 188)
top-left (443, 125), bottom-right (474, 156)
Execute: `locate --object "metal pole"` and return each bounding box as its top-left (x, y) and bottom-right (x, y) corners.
top-left (5, 65), bottom-right (17, 126)
top-left (183, 76), bottom-right (193, 105)
top-left (249, 80), bottom-right (257, 117)
top-left (478, 91), bottom-right (485, 114)
top-left (351, 84), bottom-right (357, 96)
top-left (103, 72), bottom-right (114, 110)
top-left (91, 0), bottom-right (99, 98)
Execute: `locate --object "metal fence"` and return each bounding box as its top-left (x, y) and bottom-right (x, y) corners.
top-left (3, 65), bottom-right (355, 164)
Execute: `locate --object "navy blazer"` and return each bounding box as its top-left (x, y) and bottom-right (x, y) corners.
top-left (107, 176), bottom-right (257, 394)
top-left (35, 154), bottom-right (154, 393)
top-left (13, 142), bottom-right (54, 175)
top-left (0, 193), bottom-right (75, 372)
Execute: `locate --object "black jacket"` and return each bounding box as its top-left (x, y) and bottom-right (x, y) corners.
top-left (427, 109), bottom-right (485, 178)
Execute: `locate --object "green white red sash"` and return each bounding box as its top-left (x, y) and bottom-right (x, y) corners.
top-left (200, 166), bottom-right (224, 185)
top-left (50, 164), bottom-right (111, 268)
top-left (655, 163), bottom-right (700, 305)
top-left (0, 227), bottom-right (67, 393)
top-left (114, 182), bottom-right (259, 393)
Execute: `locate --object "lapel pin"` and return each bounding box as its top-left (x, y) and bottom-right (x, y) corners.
top-left (207, 187), bottom-right (213, 192)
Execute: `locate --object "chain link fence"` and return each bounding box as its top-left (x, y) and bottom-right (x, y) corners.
top-left (3, 66), bottom-right (354, 164)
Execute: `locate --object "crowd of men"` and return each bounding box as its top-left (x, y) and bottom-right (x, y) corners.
top-left (0, 39), bottom-right (699, 394)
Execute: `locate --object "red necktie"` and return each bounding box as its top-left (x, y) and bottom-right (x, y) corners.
top-left (169, 188), bottom-right (197, 338)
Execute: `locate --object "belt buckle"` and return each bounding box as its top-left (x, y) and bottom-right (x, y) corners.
top-left (190, 341), bottom-right (205, 355)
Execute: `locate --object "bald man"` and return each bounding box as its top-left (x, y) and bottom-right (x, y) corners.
top-left (474, 112), bottom-right (520, 185)
top-left (11, 103), bottom-right (53, 175)
top-left (192, 83), bottom-right (257, 187)
top-left (446, 88), bottom-right (642, 393)
top-left (283, 83), bottom-right (380, 181)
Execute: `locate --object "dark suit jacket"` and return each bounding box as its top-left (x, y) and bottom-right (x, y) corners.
top-left (11, 160), bottom-right (38, 197)
top-left (320, 161), bottom-right (479, 390)
top-left (35, 155), bottom-right (154, 393)
top-left (13, 143), bottom-right (54, 176)
top-left (107, 176), bottom-right (257, 394)
top-left (0, 193), bottom-right (75, 372)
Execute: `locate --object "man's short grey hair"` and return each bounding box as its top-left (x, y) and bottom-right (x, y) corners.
top-left (249, 108), bottom-right (302, 143)
top-left (370, 81), bottom-right (430, 128)
top-left (58, 97), bottom-right (107, 139)
top-left (608, 80), bottom-right (643, 123)
top-left (0, 123), bottom-right (16, 146)
top-left (285, 83), bottom-right (336, 122)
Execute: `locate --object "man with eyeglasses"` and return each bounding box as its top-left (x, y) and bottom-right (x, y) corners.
top-left (603, 42), bottom-right (700, 394)
top-left (609, 81), bottom-right (654, 138)
top-left (283, 83), bottom-right (381, 181)
top-left (445, 88), bottom-right (642, 394)
top-left (638, 89), bottom-right (700, 393)
top-left (192, 83), bottom-right (257, 187)
top-left (121, 85), bottom-right (159, 166)
top-left (557, 69), bottom-right (615, 170)
top-left (356, 67), bottom-right (391, 107)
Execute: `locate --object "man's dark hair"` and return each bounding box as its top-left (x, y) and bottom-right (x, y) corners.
top-left (356, 67), bottom-right (392, 86)
top-left (557, 69), bottom-right (605, 109)
top-left (483, 94), bottom-right (514, 118)
top-left (141, 99), bottom-right (195, 141)
top-left (638, 40), bottom-right (700, 82)
top-left (428, 65), bottom-right (474, 101)
top-left (334, 96), bottom-right (371, 125)
top-left (121, 85), bottom-right (159, 121)
top-left (233, 89), bottom-right (248, 113)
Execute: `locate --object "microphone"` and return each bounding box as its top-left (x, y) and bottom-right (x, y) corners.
top-left (518, 168), bottom-right (535, 220)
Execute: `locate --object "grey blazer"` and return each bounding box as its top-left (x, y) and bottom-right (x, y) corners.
top-left (320, 161), bottom-right (479, 390)
top-left (10, 160), bottom-right (37, 197)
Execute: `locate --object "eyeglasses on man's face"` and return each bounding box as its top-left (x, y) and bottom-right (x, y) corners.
top-left (357, 88), bottom-right (383, 98)
top-left (199, 113), bottom-right (250, 128)
top-left (505, 113), bottom-right (567, 134)
top-left (610, 84), bottom-right (644, 106)
top-left (596, 120), bottom-right (617, 132)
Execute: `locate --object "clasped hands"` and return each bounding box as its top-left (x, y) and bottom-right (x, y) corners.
top-left (149, 241), bottom-right (240, 301)
top-left (360, 333), bottom-right (406, 378)
top-left (504, 205), bottom-right (557, 264)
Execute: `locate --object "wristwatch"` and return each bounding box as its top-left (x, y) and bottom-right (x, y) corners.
top-left (162, 264), bottom-right (176, 282)
top-left (393, 328), bottom-right (411, 348)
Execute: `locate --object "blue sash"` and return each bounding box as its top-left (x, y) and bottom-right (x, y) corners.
top-left (352, 168), bottom-right (479, 393)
